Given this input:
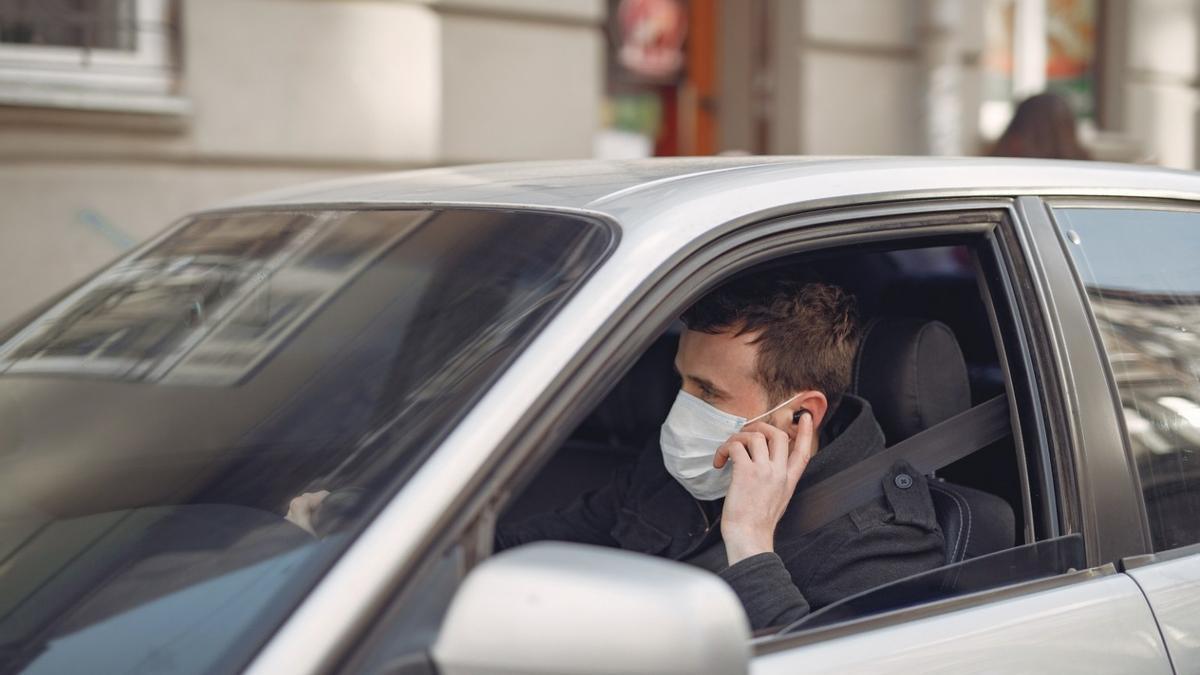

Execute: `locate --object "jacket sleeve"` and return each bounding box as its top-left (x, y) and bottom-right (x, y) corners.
top-left (718, 552), bottom-right (811, 630)
top-left (719, 521), bottom-right (945, 631)
top-left (493, 464), bottom-right (633, 552)
top-left (795, 521), bottom-right (945, 611)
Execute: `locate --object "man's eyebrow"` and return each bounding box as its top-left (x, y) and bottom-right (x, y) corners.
top-left (693, 375), bottom-right (727, 395)
top-left (687, 374), bottom-right (729, 398)
top-left (673, 361), bottom-right (729, 397)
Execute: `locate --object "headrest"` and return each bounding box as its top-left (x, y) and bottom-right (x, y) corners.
top-left (851, 318), bottom-right (971, 445)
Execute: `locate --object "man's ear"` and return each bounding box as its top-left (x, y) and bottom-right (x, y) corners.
top-left (788, 390), bottom-right (828, 432)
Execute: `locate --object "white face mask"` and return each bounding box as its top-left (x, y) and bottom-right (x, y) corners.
top-left (659, 389), bottom-right (801, 500)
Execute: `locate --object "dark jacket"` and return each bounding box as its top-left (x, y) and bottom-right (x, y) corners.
top-left (495, 395), bottom-right (945, 630)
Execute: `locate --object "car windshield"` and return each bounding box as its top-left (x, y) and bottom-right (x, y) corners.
top-left (0, 207), bottom-right (611, 674)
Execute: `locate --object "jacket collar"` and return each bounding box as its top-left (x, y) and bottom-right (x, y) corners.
top-left (795, 394), bottom-right (886, 491)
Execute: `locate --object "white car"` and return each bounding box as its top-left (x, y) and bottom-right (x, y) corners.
top-left (1, 157), bottom-right (1198, 674)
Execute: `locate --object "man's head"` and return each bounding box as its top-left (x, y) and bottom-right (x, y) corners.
top-left (675, 278), bottom-right (860, 437)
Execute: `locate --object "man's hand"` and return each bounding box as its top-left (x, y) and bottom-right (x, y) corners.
top-left (285, 490), bottom-right (330, 536)
top-left (714, 412), bottom-right (815, 565)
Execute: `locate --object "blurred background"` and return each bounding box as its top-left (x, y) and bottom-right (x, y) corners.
top-left (0, 0), bottom-right (1194, 323)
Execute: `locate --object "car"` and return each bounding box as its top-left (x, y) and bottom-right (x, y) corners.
top-left (2, 156), bottom-right (1199, 675)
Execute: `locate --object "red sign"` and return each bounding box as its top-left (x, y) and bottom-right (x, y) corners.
top-left (614, 0), bottom-right (688, 83)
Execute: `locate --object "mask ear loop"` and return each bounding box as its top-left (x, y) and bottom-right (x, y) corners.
top-left (745, 393), bottom-right (803, 426)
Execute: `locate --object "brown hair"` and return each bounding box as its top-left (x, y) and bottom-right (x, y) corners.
top-left (681, 278), bottom-right (861, 404)
top-left (989, 93), bottom-right (1091, 160)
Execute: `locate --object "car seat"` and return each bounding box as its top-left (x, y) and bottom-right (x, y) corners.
top-left (851, 317), bottom-right (1016, 562)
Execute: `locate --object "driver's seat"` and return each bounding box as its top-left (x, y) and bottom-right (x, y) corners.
top-left (851, 317), bottom-right (1016, 563)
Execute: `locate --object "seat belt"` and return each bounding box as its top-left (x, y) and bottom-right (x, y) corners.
top-left (780, 394), bottom-right (1012, 538)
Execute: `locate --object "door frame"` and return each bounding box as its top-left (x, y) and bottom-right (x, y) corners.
top-left (1016, 196), bottom-right (1163, 563)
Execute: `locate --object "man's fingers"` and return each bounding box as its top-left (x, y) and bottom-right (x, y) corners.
top-left (731, 429), bottom-right (779, 464)
top-left (713, 439), bottom-right (752, 468)
top-left (714, 442), bottom-right (730, 468)
top-left (741, 421), bottom-right (790, 463)
top-left (742, 431), bottom-right (770, 463)
top-left (289, 490), bottom-right (330, 516)
top-left (285, 490), bottom-right (332, 537)
top-left (787, 411), bottom-right (815, 483)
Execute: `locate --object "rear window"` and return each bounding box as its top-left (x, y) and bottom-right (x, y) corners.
top-left (0, 207), bottom-right (611, 674)
top-left (1053, 206), bottom-right (1200, 552)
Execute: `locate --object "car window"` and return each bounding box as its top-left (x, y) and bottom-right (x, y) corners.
top-left (0, 207), bottom-right (611, 674)
top-left (1053, 206), bottom-right (1200, 551)
top-left (497, 221), bottom-right (1064, 651)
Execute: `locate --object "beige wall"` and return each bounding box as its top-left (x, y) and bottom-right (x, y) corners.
top-left (183, 0), bottom-right (442, 164)
top-left (0, 0), bottom-right (604, 325)
top-left (0, 162), bottom-right (363, 322)
top-left (1121, 0), bottom-right (1200, 169)
top-left (799, 0), bottom-right (926, 155)
top-left (722, 0), bottom-right (985, 156)
top-left (440, 11), bottom-right (602, 162)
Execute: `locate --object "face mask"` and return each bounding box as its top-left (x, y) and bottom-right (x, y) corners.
top-left (659, 390), bottom-right (801, 500)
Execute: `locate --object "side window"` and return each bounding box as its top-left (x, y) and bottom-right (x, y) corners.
top-left (1053, 206), bottom-right (1200, 551)
top-left (497, 228), bottom-right (1073, 641)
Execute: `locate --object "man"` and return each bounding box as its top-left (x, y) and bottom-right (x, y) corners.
top-left (493, 278), bottom-right (944, 630)
top-left (291, 278), bottom-right (945, 630)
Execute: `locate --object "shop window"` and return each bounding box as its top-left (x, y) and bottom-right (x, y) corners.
top-left (981, 0), bottom-right (1097, 139)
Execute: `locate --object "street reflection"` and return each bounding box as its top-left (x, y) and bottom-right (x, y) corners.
top-left (0, 210), bottom-right (421, 385)
top-left (1055, 206), bottom-right (1200, 551)
top-left (1087, 288), bottom-right (1200, 550)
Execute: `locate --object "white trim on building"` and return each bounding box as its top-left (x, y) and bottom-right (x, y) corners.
top-left (0, 0), bottom-right (187, 115)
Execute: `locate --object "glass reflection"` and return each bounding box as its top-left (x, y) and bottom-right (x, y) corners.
top-left (0, 211), bottom-right (420, 385)
top-left (0, 206), bottom-right (612, 674)
top-left (1056, 207), bottom-right (1200, 551)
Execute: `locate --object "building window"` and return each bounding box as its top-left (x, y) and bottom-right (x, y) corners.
top-left (0, 0), bottom-right (185, 115)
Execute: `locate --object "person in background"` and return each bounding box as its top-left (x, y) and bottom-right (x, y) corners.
top-left (989, 92), bottom-right (1091, 160)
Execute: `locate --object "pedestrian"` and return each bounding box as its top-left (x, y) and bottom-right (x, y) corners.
top-left (989, 92), bottom-right (1091, 160)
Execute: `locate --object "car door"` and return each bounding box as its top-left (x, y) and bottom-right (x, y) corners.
top-left (1045, 199), bottom-right (1200, 674)
top-left (274, 196), bottom-right (1175, 675)
top-left (744, 197), bottom-right (1171, 674)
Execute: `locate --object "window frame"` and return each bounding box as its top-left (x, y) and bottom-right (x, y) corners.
top-left (979, 210), bottom-right (1068, 543)
top-left (0, 0), bottom-right (185, 115)
top-left (490, 200), bottom-right (1054, 556)
top-left (1013, 196), bottom-right (1153, 564)
top-left (1043, 196), bottom-right (1200, 557)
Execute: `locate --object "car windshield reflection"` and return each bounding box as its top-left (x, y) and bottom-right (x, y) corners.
top-left (0, 207), bottom-right (612, 675)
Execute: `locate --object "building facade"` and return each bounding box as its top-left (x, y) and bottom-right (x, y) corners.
top-left (1, 0), bottom-right (1199, 323)
top-left (714, 0), bottom-right (1197, 165)
top-left (0, 0), bottom-right (603, 322)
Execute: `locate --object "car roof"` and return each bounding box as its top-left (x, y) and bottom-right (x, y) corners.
top-left (219, 156), bottom-right (1200, 225)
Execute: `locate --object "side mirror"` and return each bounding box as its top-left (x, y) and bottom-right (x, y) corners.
top-left (432, 542), bottom-right (751, 675)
